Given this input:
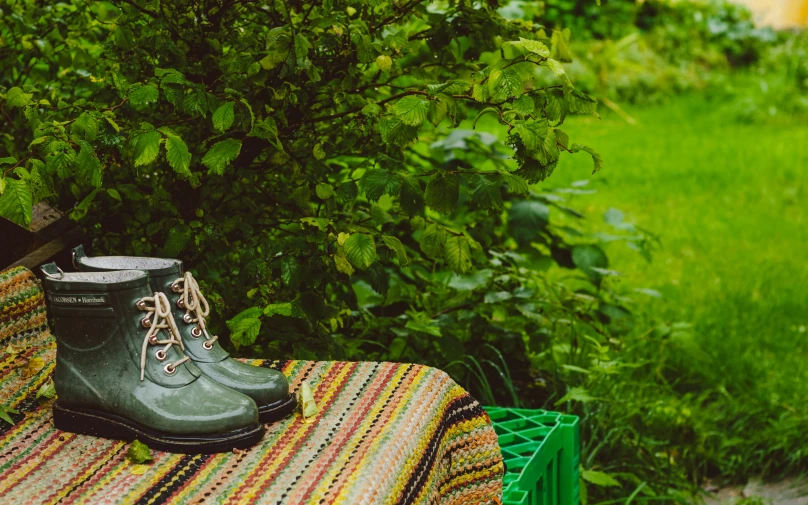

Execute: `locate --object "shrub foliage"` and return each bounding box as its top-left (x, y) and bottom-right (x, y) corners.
top-left (0, 0), bottom-right (615, 362)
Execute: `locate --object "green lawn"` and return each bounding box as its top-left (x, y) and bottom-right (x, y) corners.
top-left (552, 93), bottom-right (808, 476)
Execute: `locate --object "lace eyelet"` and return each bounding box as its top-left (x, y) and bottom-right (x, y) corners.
top-left (203, 341), bottom-right (213, 350)
top-left (164, 364), bottom-right (176, 375)
top-left (140, 317), bottom-right (151, 328)
top-left (191, 326), bottom-right (202, 338)
top-left (136, 300), bottom-right (147, 311)
top-left (170, 280), bottom-right (183, 293)
top-left (155, 350), bottom-right (166, 361)
top-left (148, 335), bottom-right (159, 345)
top-left (176, 298), bottom-right (185, 309)
top-left (182, 314), bottom-right (193, 324)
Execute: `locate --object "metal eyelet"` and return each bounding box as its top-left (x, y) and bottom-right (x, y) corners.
top-left (155, 350), bottom-right (166, 361)
top-left (176, 298), bottom-right (185, 309)
top-left (182, 314), bottom-right (193, 324)
top-left (141, 317), bottom-right (152, 328)
top-left (136, 300), bottom-right (147, 310)
top-left (202, 341), bottom-right (213, 350)
top-left (170, 280), bottom-right (183, 293)
top-left (191, 326), bottom-right (202, 338)
top-left (148, 335), bottom-right (159, 345)
top-left (164, 363), bottom-right (176, 375)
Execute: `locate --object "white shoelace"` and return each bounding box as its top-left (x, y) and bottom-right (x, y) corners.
top-left (177, 272), bottom-right (218, 349)
top-left (138, 292), bottom-right (189, 380)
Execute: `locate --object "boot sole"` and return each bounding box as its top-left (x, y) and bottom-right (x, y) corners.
top-left (52, 402), bottom-right (265, 454)
top-left (258, 393), bottom-right (298, 423)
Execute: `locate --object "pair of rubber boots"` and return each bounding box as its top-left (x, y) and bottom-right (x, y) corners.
top-left (40, 245), bottom-right (296, 453)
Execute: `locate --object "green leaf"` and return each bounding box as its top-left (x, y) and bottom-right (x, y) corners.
top-left (75, 141), bottom-right (102, 188)
top-left (228, 316), bottom-right (262, 347)
top-left (382, 235), bottom-right (409, 265)
top-left (334, 255), bottom-right (355, 276)
top-left (183, 89), bottom-right (209, 117)
top-left (36, 379), bottom-right (56, 399)
top-left (512, 95), bottom-right (535, 116)
top-left (362, 103), bottom-right (382, 116)
top-left (360, 170), bottom-right (401, 201)
top-left (164, 134), bottom-right (192, 176)
top-left (376, 54), bottom-right (392, 71)
top-left (556, 386), bottom-right (597, 405)
top-left (312, 143), bottom-right (326, 160)
top-left (398, 175), bottom-right (424, 217)
top-left (488, 69), bottom-right (522, 100)
top-left (470, 175), bottom-right (504, 211)
top-left (0, 404), bottom-right (18, 425)
top-left (127, 440), bottom-right (153, 464)
top-left (281, 256), bottom-right (302, 288)
top-left (5, 87), bottom-right (32, 107)
top-left (46, 149), bottom-right (77, 178)
top-left (502, 173), bottom-right (529, 196)
top-left (444, 236), bottom-right (472, 273)
top-left (471, 83), bottom-right (489, 103)
top-left (260, 28), bottom-right (291, 70)
top-left (425, 173), bottom-right (459, 215)
top-left (264, 302), bottom-right (293, 317)
top-left (572, 245), bottom-right (609, 283)
top-left (0, 179), bottom-right (33, 227)
top-left (133, 130), bottom-right (162, 167)
top-left (420, 224), bottom-right (447, 259)
top-left (508, 200), bottom-right (550, 246)
top-left (70, 112), bottom-right (98, 141)
top-left (129, 84), bottom-right (159, 105)
top-left (343, 233), bottom-right (376, 270)
top-left (163, 224), bottom-right (192, 256)
top-left (315, 183), bottom-right (334, 199)
top-left (405, 320), bottom-right (442, 337)
top-left (0, 157), bottom-right (17, 166)
top-left (546, 59), bottom-right (572, 89)
top-left (379, 117), bottom-right (420, 145)
top-left (571, 143), bottom-right (604, 174)
top-left (391, 96), bottom-right (430, 126)
top-left (506, 37), bottom-right (550, 58)
top-left (202, 139), bottom-right (242, 175)
top-left (581, 469), bottom-right (621, 488)
top-left (212, 102), bottom-right (235, 132)
top-left (484, 291), bottom-right (512, 303)
top-left (551, 29), bottom-right (573, 63)
top-left (448, 269), bottom-right (493, 291)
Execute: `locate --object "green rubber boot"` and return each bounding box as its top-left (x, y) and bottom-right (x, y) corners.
top-left (40, 263), bottom-right (264, 453)
top-left (71, 245), bottom-right (297, 423)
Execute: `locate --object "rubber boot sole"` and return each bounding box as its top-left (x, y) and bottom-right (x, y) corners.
top-left (53, 402), bottom-right (265, 454)
top-left (258, 393), bottom-right (298, 423)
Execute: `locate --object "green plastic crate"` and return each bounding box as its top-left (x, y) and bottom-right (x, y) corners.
top-left (485, 407), bottom-right (580, 505)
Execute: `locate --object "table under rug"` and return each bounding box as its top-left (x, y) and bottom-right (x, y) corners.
top-left (0, 266), bottom-right (504, 504)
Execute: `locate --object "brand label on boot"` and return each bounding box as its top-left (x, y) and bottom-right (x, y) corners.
top-left (47, 293), bottom-right (109, 305)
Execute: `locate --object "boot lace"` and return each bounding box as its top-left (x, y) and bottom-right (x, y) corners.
top-left (172, 272), bottom-right (218, 350)
top-left (137, 292), bottom-right (190, 380)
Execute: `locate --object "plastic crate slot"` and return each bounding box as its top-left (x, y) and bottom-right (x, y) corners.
top-left (519, 426), bottom-right (553, 440)
top-left (505, 456), bottom-right (530, 471)
top-left (510, 441), bottom-right (544, 458)
top-left (493, 423), bottom-right (512, 436)
top-left (499, 418), bottom-right (543, 432)
top-left (499, 434), bottom-right (533, 449)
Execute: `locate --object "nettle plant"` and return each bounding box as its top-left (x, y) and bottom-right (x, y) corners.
top-left (0, 0), bottom-right (639, 402)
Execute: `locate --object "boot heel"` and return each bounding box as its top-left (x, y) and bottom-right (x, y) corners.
top-left (52, 402), bottom-right (133, 441)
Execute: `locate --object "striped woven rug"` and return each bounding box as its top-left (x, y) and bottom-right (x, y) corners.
top-left (0, 266), bottom-right (504, 504)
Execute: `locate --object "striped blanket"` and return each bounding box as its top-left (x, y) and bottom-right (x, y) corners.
top-left (0, 266), bottom-right (504, 504)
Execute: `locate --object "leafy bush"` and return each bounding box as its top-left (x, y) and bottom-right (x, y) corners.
top-left (0, 2), bottom-right (616, 379)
